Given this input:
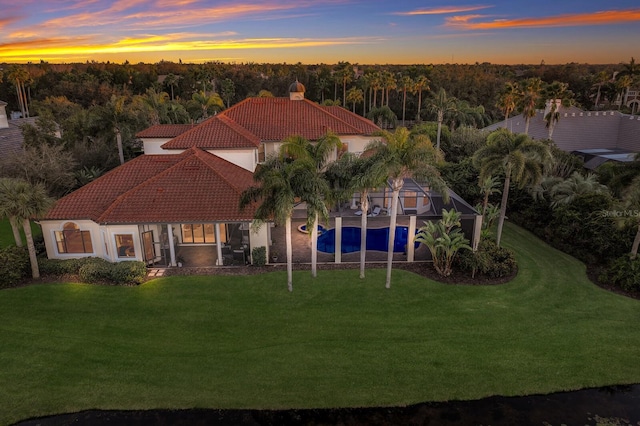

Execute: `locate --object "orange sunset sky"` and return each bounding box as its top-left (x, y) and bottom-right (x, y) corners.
top-left (1, 0), bottom-right (639, 64)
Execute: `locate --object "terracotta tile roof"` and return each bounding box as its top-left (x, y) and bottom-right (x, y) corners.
top-left (45, 148), bottom-right (257, 223)
top-left (135, 124), bottom-right (195, 138)
top-left (320, 106), bottom-right (381, 135)
top-left (220, 97), bottom-right (377, 141)
top-left (161, 114), bottom-right (260, 149)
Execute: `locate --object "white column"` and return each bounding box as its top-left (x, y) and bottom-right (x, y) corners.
top-left (215, 223), bottom-right (223, 265)
top-left (167, 224), bottom-right (177, 267)
top-left (335, 217), bottom-right (342, 264)
top-left (407, 215), bottom-right (416, 262)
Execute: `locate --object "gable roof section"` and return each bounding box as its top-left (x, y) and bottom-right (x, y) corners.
top-left (135, 124), bottom-right (194, 138)
top-left (45, 148), bottom-right (257, 223)
top-left (320, 105), bottom-right (380, 135)
top-left (220, 97), bottom-right (377, 141)
top-left (161, 114), bottom-right (260, 149)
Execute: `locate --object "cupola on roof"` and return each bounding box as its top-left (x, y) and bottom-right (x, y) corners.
top-left (288, 80), bottom-right (305, 93)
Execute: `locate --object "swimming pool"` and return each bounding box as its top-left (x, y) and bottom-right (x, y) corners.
top-left (317, 226), bottom-right (418, 254)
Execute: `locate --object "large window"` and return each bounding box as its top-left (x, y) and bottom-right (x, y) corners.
top-left (115, 234), bottom-right (136, 258)
top-left (55, 222), bottom-right (93, 254)
top-left (181, 224), bottom-right (216, 244)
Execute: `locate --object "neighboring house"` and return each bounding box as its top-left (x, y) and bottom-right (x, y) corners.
top-left (485, 101), bottom-right (640, 169)
top-left (0, 100), bottom-right (37, 158)
top-left (41, 82), bottom-right (481, 267)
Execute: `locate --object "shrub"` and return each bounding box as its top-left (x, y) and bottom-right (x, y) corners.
top-left (0, 246), bottom-right (30, 288)
top-left (252, 246), bottom-right (267, 267)
top-left (40, 257), bottom-right (146, 285)
top-left (599, 255), bottom-right (640, 292)
top-left (78, 258), bottom-right (113, 283)
top-left (110, 261), bottom-right (147, 285)
top-left (39, 256), bottom-right (101, 276)
top-left (457, 238), bottom-right (517, 279)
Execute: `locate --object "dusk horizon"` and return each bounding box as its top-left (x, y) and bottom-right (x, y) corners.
top-left (1, 0), bottom-right (639, 65)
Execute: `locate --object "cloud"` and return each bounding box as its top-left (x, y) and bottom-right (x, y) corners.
top-left (393, 5), bottom-right (491, 16)
top-left (445, 8), bottom-right (640, 29)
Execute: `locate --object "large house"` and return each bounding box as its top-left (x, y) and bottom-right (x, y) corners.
top-left (485, 101), bottom-right (640, 169)
top-left (41, 83), bottom-right (481, 267)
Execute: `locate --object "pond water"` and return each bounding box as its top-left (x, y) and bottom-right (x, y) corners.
top-left (16, 384), bottom-right (640, 426)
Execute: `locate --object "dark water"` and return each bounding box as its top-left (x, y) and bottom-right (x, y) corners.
top-left (15, 385), bottom-right (640, 426)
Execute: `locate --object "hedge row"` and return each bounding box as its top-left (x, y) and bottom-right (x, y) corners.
top-left (38, 257), bottom-right (147, 285)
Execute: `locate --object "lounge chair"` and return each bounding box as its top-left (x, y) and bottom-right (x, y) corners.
top-left (368, 205), bottom-right (382, 217)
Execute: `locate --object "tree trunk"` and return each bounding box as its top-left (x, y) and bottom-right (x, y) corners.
top-left (116, 128), bottom-right (125, 165)
top-left (15, 84), bottom-right (25, 118)
top-left (360, 192), bottom-right (369, 279)
top-left (496, 171), bottom-right (511, 247)
top-left (386, 181), bottom-right (402, 289)
top-left (417, 90), bottom-right (422, 121)
top-left (436, 113), bottom-right (443, 150)
top-left (482, 193), bottom-right (489, 217)
top-left (524, 116), bottom-right (531, 135)
top-left (23, 218), bottom-right (39, 279)
top-left (10, 217), bottom-right (23, 247)
top-left (286, 215), bottom-right (293, 292)
top-left (311, 213), bottom-right (318, 278)
top-left (402, 90), bottom-right (406, 127)
top-left (631, 222), bottom-right (640, 260)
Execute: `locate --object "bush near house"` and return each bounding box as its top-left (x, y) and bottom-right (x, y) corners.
top-left (38, 257), bottom-right (147, 285)
top-left (599, 255), bottom-right (640, 292)
top-left (0, 246), bottom-right (30, 288)
top-left (457, 238), bottom-right (517, 279)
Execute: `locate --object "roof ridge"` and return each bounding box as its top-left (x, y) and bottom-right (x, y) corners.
top-left (96, 149), bottom-right (200, 222)
top-left (215, 114), bottom-right (261, 145)
top-left (191, 148), bottom-right (251, 194)
top-left (302, 99), bottom-right (367, 134)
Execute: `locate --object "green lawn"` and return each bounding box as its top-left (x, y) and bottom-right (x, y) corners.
top-left (0, 223), bottom-right (639, 425)
top-left (0, 219), bottom-right (41, 248)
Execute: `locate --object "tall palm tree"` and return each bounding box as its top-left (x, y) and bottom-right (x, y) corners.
top-left (399, 75), bottom-right (414, 127)
top-left (592, 71), bottom-right (610, 109)
top-left (280, 132), bottom-right (342, 278)
top-left (381, 70), bottom-right (397, 107)
top-left (7, 65), bottom-right (30, 118)
top-left (543, 81), bottom-right (571, 139)
top-left (368, 127), bottom-right (449, 288)
top-left (370, 71), bottom-right (382, 108)
top-left (0, 178), bottom-right (24, 247)
top-left (414, 75), bottom-right (430, 121)
top-left (497, 82), bottom-right (518, 129)
top-left (240, 156), bottom-right (299, 291)
top-left (473, 129), bottom-right (551, 246)
top-left (426, 88), bottom-right (457, 151)
top-left (615, 74), bottom-right (633, 110)
top-left (335, 62), bottom-right (353, 108)
top-left (346, 87), bottom-right (364, 113)
top-left (519, 77), bottom-right (543, 135)
top-left (478, 175), bottom-right (501, 217)
top-left (139, 88), bottom-right (169, 126)
top-left (0, 179), bottom-right (54, 279)
top-left (164, 73), bottom-right (179, 100)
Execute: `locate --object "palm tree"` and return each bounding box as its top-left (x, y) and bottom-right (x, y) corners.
top-left (399, 75), bottom-right (414, 127)
top-left (426, 88), bottom-right (457, 151)
top-left (335, 62), bottom-right (353, 108)
top-left (0, 178), bottom-right (24, 247)
top-left (7, 65), bottom-right (30, 118)
top-left (326, 153), bottom-right (388, 279)
top-left (381, 70), bottom-right (397, 107)
top-left (368, 127), bottom-right (449, 288)
top-left (592, 71), bottom-right (610, 109)
top-left (414, 75), bottom-right (430, 121)
top-left (519, 77), bottom-right (543, 135)
top-left (367, 106), bottom-right (397, 129)
top-left (549, 171), bottom-right (608, 208)
top-left (190, 91), bottom-right (224, 120)
top-left (370, 71), bottom-right (382, 109)
top-left (497, 82), bottom-right (518, 129)
top-left (0, 178), bottom-right (54, 279)
top-left (478, 175), bottom-right (501, 217)
top-left (139, 88), bottom-right (169, 126)
top-left (164, 73), bottom-right (179, 100)
top-left (543, 81), bottom-right (571, 139)
top-left (280, 132), bottom-right (342, 278)
top-left (220, 78), bottom-right (236, 108)
top-left (346, 87), bottom-right (364, 113)
top-left (240, 156), bottom-right (298, 291)
top-left (615, 74), bottom-right (633, 110)
top-left (473, 129), bottom-right (551, 246)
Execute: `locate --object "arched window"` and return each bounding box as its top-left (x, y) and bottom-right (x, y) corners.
top-left (54, 222), bottom-right (93, 254)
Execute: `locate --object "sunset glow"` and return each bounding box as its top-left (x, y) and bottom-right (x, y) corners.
top-left (1, 0), bottom-right (638, 64)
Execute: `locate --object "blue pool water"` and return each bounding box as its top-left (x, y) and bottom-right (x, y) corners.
top-left (317, 226), bottom-right (418, 254)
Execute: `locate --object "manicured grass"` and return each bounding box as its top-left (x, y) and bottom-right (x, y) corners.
top-left (1, 223), bottom-right (639, 424)
top-left (0, 219), bottom-right (41, 248)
